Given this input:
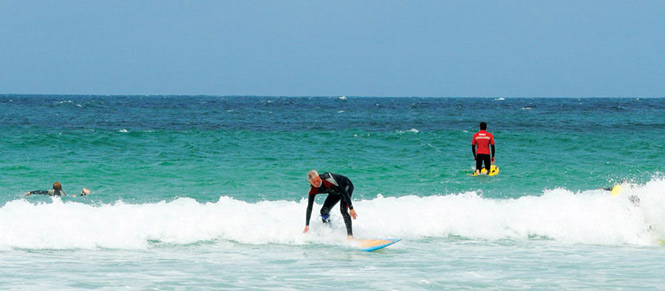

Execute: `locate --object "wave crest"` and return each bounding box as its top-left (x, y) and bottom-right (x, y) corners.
top-left (2, 179), bottom-right (664, 250)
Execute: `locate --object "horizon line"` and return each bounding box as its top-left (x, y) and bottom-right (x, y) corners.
top-left (1, 94), bottom-right (663, 99)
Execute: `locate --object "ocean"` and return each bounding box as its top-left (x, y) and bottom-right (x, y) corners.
top-left (1, 95), bottom-right (664, 289)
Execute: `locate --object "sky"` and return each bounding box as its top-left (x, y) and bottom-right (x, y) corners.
top-left (1, 0), bottom-right (664, 97)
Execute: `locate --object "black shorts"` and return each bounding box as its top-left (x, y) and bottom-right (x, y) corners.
top-left (476, 154), bottom-right (491, 172)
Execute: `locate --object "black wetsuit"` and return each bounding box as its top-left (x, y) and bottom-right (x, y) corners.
top-left (472, 145), bottom-right (495, 173)
top-left (305, 172), bottom-right (354, 236)
top-left (475, 154), bottom-right (492, 173)
top-left (472, 130), bottom-right (495, 173)
top-left (27, 189), bottom-right (66, 196)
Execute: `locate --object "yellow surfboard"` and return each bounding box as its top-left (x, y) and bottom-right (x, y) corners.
top-left (473, 164), bottom-right (499, 176)
top-left (610, 184), bottom-right (623, 196)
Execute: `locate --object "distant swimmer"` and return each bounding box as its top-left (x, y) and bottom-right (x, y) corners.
top-left (303, 170), bottom-right (358, 239)
top-left (472, 121), bottom-right (495, 175)
top-left (603, 184), bottom-right (623, 196)
top-left (24, 182), bottom-right (90, 197)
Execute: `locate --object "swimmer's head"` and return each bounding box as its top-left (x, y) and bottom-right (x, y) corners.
top-left (53, 182), bottom-right (62, 191)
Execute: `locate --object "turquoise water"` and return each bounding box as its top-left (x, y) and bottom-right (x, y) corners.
top-left (1, 95), bottom-right (664, 289)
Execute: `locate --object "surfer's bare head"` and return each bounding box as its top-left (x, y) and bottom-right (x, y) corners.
top-left (52, 182), bottom-right (62, 191)
top-left (480, 121), bottom-right (487, 130)
top-left (307, 170), bottom-right (322, 187)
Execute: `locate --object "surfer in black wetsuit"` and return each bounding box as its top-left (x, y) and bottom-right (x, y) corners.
top-left (24, 182), bottom-right (90, 197)
top-left (303, 170), bottom-right (358, 239)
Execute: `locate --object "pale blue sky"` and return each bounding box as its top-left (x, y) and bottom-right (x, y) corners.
top-left (1, 0), bottom-right (664, 97)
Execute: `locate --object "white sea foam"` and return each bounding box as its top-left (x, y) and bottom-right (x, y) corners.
top-left (1, 179), bottom-right (663, 250)
top-left (397, 128), bottom-right (419, 134)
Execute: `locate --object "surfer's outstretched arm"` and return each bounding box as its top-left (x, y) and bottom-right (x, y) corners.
top-left (303, 191), bottom-right (315, 233)
top-left (340, 188), bottom-right (357, 220)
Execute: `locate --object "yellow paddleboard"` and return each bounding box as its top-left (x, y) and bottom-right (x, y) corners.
top-left (473, 164), bottom-right (499, 176)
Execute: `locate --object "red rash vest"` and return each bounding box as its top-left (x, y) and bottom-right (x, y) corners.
top-left (472, 130), bottom-right (494, 155)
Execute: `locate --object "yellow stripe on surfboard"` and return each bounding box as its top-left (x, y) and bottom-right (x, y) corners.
top-left (357, 239), bottom-right (394, 248)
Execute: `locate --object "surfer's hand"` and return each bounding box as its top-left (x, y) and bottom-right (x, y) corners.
top-left (350, 209), bottom-right (357, 220)
top-left (303, 225), bottom-right (309, 233)
top-left (492, 157), bottom-right (495, 163)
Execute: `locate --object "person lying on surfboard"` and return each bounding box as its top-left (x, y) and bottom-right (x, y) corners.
top-left (24, 181), bottom-right (91, 197)
top-left (472, 121), bottom-right (496, 175)
top-left (303, 170), bottom-right (357, 239)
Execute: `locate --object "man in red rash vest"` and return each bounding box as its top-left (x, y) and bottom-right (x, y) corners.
top-left (472, 121), bottom-right (495, 175)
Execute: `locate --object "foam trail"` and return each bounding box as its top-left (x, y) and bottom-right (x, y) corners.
top-left (1, 179), bottom-right (663, 250)
top-left (370, 178), bottom-right (665, 245)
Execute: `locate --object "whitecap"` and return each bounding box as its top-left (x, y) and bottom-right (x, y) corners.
top-left (3, 179), bottom-right (663, 249)
top-left (397, 128), bottom-right (419, 134)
